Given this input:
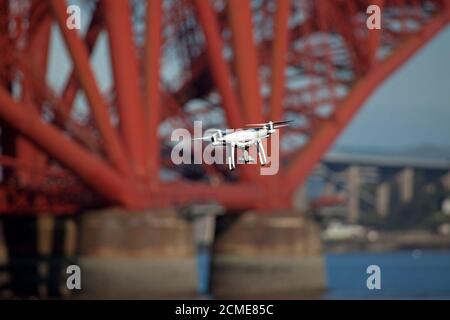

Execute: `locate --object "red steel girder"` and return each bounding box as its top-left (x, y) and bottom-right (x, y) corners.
top-left (49, 0), bottom-right (133, 178)
top-left (16, 2), bottom-right (52, 187)
top-left (227, 0), bottom-right (264, 124)
top-left (61, 3), bottom-right (103, 117)
top-left (269, 0), bottom-right (291, 122)
top-left (193, 0), bottom-right (243, 129)
top-left (0, 0), bottom-right (449, 214)
top-left (0, 86), bottom-right (146, 208)
top-left (102, 0), bottom-right (148, 177)
top-left (144, 0), bottom-right (163, 187)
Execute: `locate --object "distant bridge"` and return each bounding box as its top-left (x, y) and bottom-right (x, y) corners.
top-left (324, 152), bottom-right (450, 170)
top-left (300, 152), bottom-right (450, 222)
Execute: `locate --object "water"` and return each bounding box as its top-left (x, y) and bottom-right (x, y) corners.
top-left (198, 250), bottom-right (450, 299)
top-left (325, 250), bottom-right (450, 299)
top-left (197, 246), bottom-right (212, 295)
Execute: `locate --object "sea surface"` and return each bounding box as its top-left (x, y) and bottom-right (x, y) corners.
top-left (198, 249), bottom-right (450, 299)
top-left (325, 250), bottom-right (450, 299)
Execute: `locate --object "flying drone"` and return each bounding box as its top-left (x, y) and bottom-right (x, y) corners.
top-left (193, 120), bottom-right (292, 170)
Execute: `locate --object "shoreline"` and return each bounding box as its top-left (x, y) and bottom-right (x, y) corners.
top-left (323, 230), bottom-right (450, 253)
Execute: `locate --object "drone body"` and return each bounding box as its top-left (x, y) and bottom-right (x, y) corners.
top-left (194, 120), bottom-right (292, 170)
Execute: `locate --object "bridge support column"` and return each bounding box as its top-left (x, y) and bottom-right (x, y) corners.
top-left (0, 216), bottom-right (39, 298)
top-left (0, 215), bottom-right (78, 299)
top-left (376, 181), bottom-right (391, 217)
top-left (211, 211), bottom-right (325, 298)
top-left (77, 208), bottom-right (197, 299)
top-left (0, 220), bottom-right (8, 296)
top-left (346, 166), bottom-right (360, 223)
top-left (397, 167), bottom-right (414, 204)
top-left (293, 186), bottom-right (308, 211)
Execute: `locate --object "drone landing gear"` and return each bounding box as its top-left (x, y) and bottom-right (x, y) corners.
top-left (228, 143), bottom-right (236, 170)
top-left (227, 143), bottom-right (269, 170)
top-left (256, 139), bottom-right (267, 166)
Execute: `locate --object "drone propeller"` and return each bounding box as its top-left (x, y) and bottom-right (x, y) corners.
top-left (245, 120), bottom-right (293, 129)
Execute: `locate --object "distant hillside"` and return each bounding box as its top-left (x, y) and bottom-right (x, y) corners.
top-left (330, 144), bottom-right (450, 160)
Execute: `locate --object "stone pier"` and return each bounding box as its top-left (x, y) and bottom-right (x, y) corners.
top-left (211, 211), bottom-right (325, 298)
top-left (77, 208), bottom-right (197, 299)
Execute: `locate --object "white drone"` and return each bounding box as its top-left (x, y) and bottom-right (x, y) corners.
top-left (193, 120), bottom-right (292, 170)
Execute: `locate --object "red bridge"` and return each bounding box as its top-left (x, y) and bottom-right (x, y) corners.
top-left (0, 0), bottom-right (449, 214)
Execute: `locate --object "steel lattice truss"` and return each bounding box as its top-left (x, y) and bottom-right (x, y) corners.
top-left (0, 0), bottom-right (448, 214)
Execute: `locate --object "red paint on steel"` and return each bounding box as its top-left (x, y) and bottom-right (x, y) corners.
top-left (144, 0), bottom-right (163, 186)
top-left (62, 5), bottom-right (103, 114)
top-left (102, 0), bottom-right (147, 177)
top-left (269, 0), bottom-right (290, 122)
top-left (193, 0), bottom-right (243, 129)
top-left (0, 0), bottom-right (448, 214)
top-left (227, 0), bottom-right (264, 124)
top-left (0, 87), bottom-right (145, 208)
top-left (49, 0), bottom-right (133, 177)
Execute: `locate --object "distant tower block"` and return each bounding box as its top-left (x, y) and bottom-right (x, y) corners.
top-left (441, 172), bottom-right (450, 191)
top-left (398, 167), bottom-right (415, 204)
top-left (346, 166), bottom-right (361, 223)
top-left (376, 181), bottom-right (391, 217)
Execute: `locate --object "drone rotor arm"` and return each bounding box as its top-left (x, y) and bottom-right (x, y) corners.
top-left (192, 136), bottom-right (213, 141)
top-left (273, 123), bottom-right (291, 129)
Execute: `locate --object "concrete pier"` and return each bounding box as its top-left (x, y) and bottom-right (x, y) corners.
top-left (211, 211), bottom-right (326, 298)
top-left (77, 208), bottom-right (197, 299)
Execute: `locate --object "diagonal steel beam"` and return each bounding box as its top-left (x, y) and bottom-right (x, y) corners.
top-left (61, 4), bottom-right (103, 111)
top-left (193, 0), bottom-right (243, 129)
top-left (144, 0), bottom-right (163, 186)
top-left (227, 0), bottom-right (264, 124)
top-left (16, 3), bottom-right (52, 187)
top-left (0, 86), bottom-right (144, 208)
top-left (102, 0), bottom-right (147, 177)
top-left (49, 0), bottom-right (132, 177)
top-left (269, 0), bottom-right (291, 122)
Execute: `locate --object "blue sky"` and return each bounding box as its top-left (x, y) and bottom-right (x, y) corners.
top-left (334, 26), bottom-right (450, 152)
